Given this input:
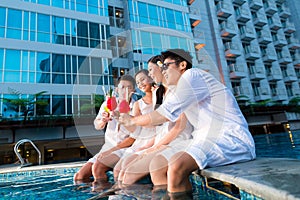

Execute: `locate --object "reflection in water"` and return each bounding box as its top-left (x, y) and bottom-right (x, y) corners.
top-left (254, 131), bottom-right (300, 159)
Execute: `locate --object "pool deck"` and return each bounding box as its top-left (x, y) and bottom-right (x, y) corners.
top-left (1, 158), bottom-right (300, 199)
top-left (199, 157), bottom-right (300, 200)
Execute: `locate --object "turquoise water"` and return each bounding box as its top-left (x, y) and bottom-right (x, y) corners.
top-left (0, 131), bottom-right (299, 199)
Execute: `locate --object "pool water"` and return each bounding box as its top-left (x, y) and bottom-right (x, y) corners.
top-left (0, 131), bottom-right (299, 200)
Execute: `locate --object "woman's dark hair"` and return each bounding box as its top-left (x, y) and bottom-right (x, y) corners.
top-left (118, 74), bottom-right (136, 87)
top-left (135, 69), bottom-right (150, 79)
top-left (161, 49), bottom-right (193, 70)
top-left (147, 55), bottom-right (163, 64)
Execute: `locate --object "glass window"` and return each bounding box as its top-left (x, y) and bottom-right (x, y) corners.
top-left (52, 16), bottom-right (65, 44)
top-left (52, 54), bottom-right (65, 73)
top-left (36, 95), bottom-right (50, 115)
top-left (148, 4), bottom-right (158, 26)
top-left (72, 55), bottom-right (78, 83)
top-left (38, 0), bottom-right (50, 5)
top-left (37, 52), bottom-right (50, 73)
top-left (91, 57), bottom-right (102, 74)
top-left (22, 51), bottom-right (29, 71)
top-left (23, 11), bottom-right (29, 40)
top-left (138, 2), bottom-right (148, 24)
top-left (0, 49), bottom-right (3, 70)
top-left (179, 37), bottom-right (188, 50)
top-left (37, 14), bottom-right (50, 43)
top-left (0, 7), bottom-right (6, 37)
top-left (88, 0), bottom-right (98, 15)
top-left (77, 21), bottom-right (88, 47)
top-left (169, 36), bottom-right (179, 48)
top-left (78, 56), bottom-right (90, 74)
top-left (67, 95), bottom-right (72, 114)
top-left (30, 13), bottom-right (36, 41)
top-left (76, 0), bottom-right (87, 13)
top-left (52, 95), bottom-right (65, 115)
top-left (175, 11), bottom-right (184, 31)
top-left (89, 22), bottom-right (100, 48)
top-left (4, 71), bottom-right (20, 82)
top-left (166, 9), bottom-right (175, 29)
top-left (5, 49), bottom-right (21, 71)
top-left (7, 9), bottom-right (22, 39)
top-left (79, 95), bottom-right (92, 114)
top-left (52, 0), bottom-right (64, 8)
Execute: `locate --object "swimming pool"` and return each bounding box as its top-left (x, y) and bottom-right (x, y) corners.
top-left (0, 131), bottom-right (299, 200)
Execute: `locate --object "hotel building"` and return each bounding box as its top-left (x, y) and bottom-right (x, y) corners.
top-left (0, 0), bottom-right (299, 164)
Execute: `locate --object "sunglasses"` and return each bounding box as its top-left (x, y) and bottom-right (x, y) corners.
top-left (161, 61), bottom-right (177, 71)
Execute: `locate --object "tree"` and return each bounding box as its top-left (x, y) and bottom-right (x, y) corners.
top-left (1, 88), bottom-right (48, 121)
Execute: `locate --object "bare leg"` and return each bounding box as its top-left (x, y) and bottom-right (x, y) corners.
top-left (118, 154), bottom-right (138, 182)
top-left (113, 159), bottom-right (123, 182)
top-left (149, 155), bottom-right (168, 186)
top-left (92, 154), bottom-right (120, 181)
top-left (167, 152), bottom-right (198, 193)
top-left (74, 162), bottom-right (93, 182)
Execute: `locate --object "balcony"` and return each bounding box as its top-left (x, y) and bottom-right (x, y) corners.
top-left (220, 21), bottom-right (236, 39)
top-left (287, 37), bottom-right (300, 50)
top-left (267, 67), bottom-right (282, 81)
top-left (224, 42), bottom-right (241, 58)
top-left (278, 55), bottom-right (292, 65)
top-left (244, 46), bottom-right (260, 61)
top-left (273, 37), bottom-right (287, 48)
top-left (240, 27), bottom-right (256, 42)
top-left (193, 30), bottom-right (206, 50)
top-left (257, 30), bottom-right (272, 45)
top-left (236, 8), bottom-right (251, 23)
top-left (233, 86), bottom-right (251, 98)
top-left (189, 7), bottom-right (202, 24)
top-left (268, 17), bottom-right (282, 31)
top-left (250, 65), bottom-right (266, 80)
top-left (254, 87), bottom-right (271, 101)
top-left (263, 1), bottom-right (278, 15)
top-left (216, 2), bottom-right (232, 18)
top-left (262, 49), bottom-right (277, 63)
top-left (272, 88), bottom-right (287, 101)
top-left (292, 53), bottom-right (300, 67)
top-left (229, 64), bottom-right (247, 79)
top-left (283, 70), bottom-right (298, 82)
top-left (252, 12), bottom-right (267, 26)
top-left (278, 5), bottom-right (291, 19)
top-left (232, 0), bottom-right (246, 5)
top-left (283, 21), bottom-right (296, 34)
top-left (249, 0), bottom-right (263, 10)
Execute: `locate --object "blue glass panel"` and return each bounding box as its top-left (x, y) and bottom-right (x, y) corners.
top-left (7, 9), bottom-right (22, 29)
top-left (37, 72), bottom-right (50, 83)
top-left (0, 71), bottom-right (2, 82)
top-left (30, 30), bottom-right (36, 41)
top-left (37, 32), bottom-right (50, 43)
top-left (148, 4), bottom-right (159, 26)
top-left (52, 16), bottom-right (64, 35)
top-left (138, 2), bottom-right (148, 24)
top-left (22, 51), bottom-right (29, 71)
top-left (175, 11), bottom-right (184, 31)
top-left (36, 95), bottom-right (50, 115)
top-left (38, 0), bottom-right (50, 5)
top-left (90, 22), bottom-right (99, 39)
top-left (78, 56), bottom-right (90, 74)
top-left (76, 0), bottom-right (87, 12)
top-left (24, 12), bottom-right (29, 40)
top-left (67, 95), bottom-right (72, 114)
top-left (52, 95), bottom-right (65, 115)
top-left (7, 29), bottom-right (22, 39)
top-left (152, 33), bottom-right (161, 48)
top-left (0, 28), bottom-right (4, 37)
top-left (21, 72), bottom-right (28, 82)
top-left (91, 57), bottom-right (102, 74)
top-left (141, 31), bottom-right (151, 47)
top-left (52, 73), bottom-right (65, 84)
top-left (88, 0), bottom-right (98, 15)
top-left (29, 72), bottom-right (34, 83)
top-left (169, 36), bottom-right (179, 48)
top-left (5, 49), bottom-right (21, 71)
top-left (4, 71), bottom-right (20, 82)
top-left (30, 13), bottom-right (36, 31)
top-left (179, 37), bottom-right (188, 50)
top-left (29, 52), bottom-right (35, 71)
top-left (166, 9), bottom-right (175, 29)
top-left (52, 0), bottom-right (64, 8)
top-left (66, 55), bottom-right (71, 73)
top-left (0, 49), bottom-right (3, 70)
top-left (37, 52), bottom-right (50, 73)
top-left (52, 54), bottom-right (65, 73)
top-left (37, 14), bottom-right (50, 32)
top-left (0, 7), bottom-right (6, 27)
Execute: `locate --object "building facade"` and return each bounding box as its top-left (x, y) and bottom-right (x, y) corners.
top-left (0, 0), bottom-right (299, 163)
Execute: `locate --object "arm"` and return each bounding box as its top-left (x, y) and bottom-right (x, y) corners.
top-left (98, 137), bottom-right (135, 158)
top-left (94, 111), bottom-right (110, 130)
top-left (151, 113), bottom-right (188, 149)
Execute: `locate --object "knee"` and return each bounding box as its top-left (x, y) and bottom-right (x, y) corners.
top-left (150, 155), bottom-right (168, 172)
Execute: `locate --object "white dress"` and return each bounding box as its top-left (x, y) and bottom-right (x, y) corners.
top-left (113, 98), bottom-right (156, 157)
top-left (88, 99), bottom-right (139, 163)
top-left (156, 68), bottom-right (256, 169)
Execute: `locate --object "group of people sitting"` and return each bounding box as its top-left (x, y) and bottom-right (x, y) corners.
top-left (74, 49), bottom-right (256, 199)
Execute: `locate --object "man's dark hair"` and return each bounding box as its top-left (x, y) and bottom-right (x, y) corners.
top-left (161, 49), bottom-right (193, 70)
top-left (118, 74), bottom-right (136, 87)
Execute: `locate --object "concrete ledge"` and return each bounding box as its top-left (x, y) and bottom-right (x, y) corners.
top-left (200, 158), bottom-right (300, 200)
